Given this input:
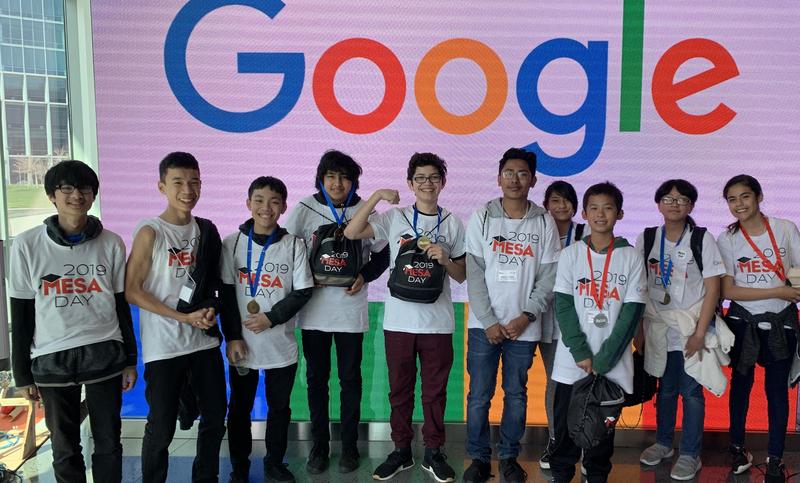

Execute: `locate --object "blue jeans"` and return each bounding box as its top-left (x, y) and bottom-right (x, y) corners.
top-left (655, 351), bottom-right (704, 457)
top-left (466, 328), bottom-right (536, 461)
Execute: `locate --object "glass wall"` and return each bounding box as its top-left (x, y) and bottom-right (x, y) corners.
top-left (0, 0), bottom-right (69, 237)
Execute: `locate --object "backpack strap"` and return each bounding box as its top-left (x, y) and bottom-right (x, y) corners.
top-left (574, 223), bottom-right (585, 242)
top-left (643, 226), bottom-right (658, 279)
top-left (690, 226), bottom-right (707, 274)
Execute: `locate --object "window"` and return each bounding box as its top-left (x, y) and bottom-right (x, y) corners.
top-left (21, 19), bottom-right (44, 47)
top-left (44, 48), bottom-right (63, 75)
top-left (26, 74), bottom-right (45, 101)
top-left (50, 104), bottom-right (68, 154)
top-left (4, 102), bottom-right (25, 155)
top-left (0, 0), bottom-right (21, 17)
top-left (48, 75), bottom-right (65, 102)
top-left (0, 45), bottom-right (23, 72)
top-left (42, 0), bottom-right (61, 22)
top-left (21, 0), bottom-right (44, 20)
top-left (43, 22), bottom-right (62, 49)
top-left (0, 16), bottom-right (22, 44)
top-left (23, 46), bottom-right (46, 74)
top-left (3, 72), bottom-right (22, 99)
top-left (27, 104), bottom-right (47, 156)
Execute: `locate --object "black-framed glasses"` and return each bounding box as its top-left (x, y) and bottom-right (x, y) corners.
top-left (412, 174), bottom-right (442, 184)
top-left (56, 185), bottom-right (94, 195)
top-left (660, 195), bottom-right (691, 206)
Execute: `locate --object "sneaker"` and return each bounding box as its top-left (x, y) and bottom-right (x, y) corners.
top-left (421, 447), bottom-right (456, 483)
top-left (669, 455), bottom-right (701, 481)
top-left (539, 438), bottom-right (556, 470)
top-left (729, 445), bottom-right (753, 475)
top-left (640, 443), bottom-right (675, 466)
top-left (339, 446), bottom-right (360, 474)
top-left (463, 459), bottom-right (492, 483)
top-left (306, 441), bottom-right (329, 474)
top-left (765, 457), bottom-right (787, 483)
top-left (373, 448), bottom-right (414, 480)
top-left (499, 458), bottom-right (528, 483)
top-left (228, 473), bottom-right (248, 483)
top-left (264, 462), bottom-right (295, 482)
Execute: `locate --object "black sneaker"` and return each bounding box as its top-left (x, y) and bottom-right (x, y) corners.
top-left (373, 448), bottom-right (414, 480)
top-left (729, 445), bottom-right (753, 475)
top-left (499, 458), bottom-right (528, 483)
top-left (228, 472), bottom-right (248, 483)
top-left (463, 459), bottom-right (492, 483)
top-left (765, 457), bottom-right (787, 483)
top-left (539, 438), bottom-right (556, 470)
top-left (339, 446), bottom-right (360, 474)
top-left (264, 461), bottom-right (295, 482)
top-left (422, 447), bottom-right (456, 483)
top-left (306, 441), bottom-right (329, 474)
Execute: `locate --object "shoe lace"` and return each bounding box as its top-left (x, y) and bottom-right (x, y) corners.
top-left (387, 450), bottom-right (409, 466)
top-left (503, 460), bottom-right (527, 479)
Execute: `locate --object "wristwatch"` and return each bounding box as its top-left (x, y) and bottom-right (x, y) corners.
top-left (523, 311), bottom-right (536, 323)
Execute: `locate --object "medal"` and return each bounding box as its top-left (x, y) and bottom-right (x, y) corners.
top-left (412, 204), bottom-right (443, 252)
top-left (661, 292), bottom-right (671, 305)
top-left (319, 180), bottom-right (355, 240)
top-left (417, 235), bottom-right (432, 250)
top-left (593, 312), bottom-right (608, 328)
top-left (658, 224), bottom-right (687, 304)
top-left (246, 299), bottom-right (261, 314)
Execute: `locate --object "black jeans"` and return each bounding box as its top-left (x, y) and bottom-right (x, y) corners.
top-left (39, 374), bottom-right (123, 483)
top-left (301, 329), bottom-right (363, 449)
top-left (141, 347), bottom-right (227, 483)
top-left (550, 382), bottom-right (615, 483)
top-left (227, 363), bottom-right (297, 476)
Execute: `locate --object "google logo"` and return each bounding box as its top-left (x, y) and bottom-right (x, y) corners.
top-left (164, 0), bottom-right (739, 176)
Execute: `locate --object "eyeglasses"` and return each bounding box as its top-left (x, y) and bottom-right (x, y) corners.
top-left (56, 185), bottom-right (94, 195)
top-left (501, 170), bottom-right (532, 181)
top-left (660, 195), bottom-right (691, 206)
top-left (412, 174), bottom-right (442, 184)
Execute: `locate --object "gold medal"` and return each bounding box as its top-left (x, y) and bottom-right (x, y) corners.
top-left (417, 236), bottom-right (432, 250)
top-left (246, 299), bottom-right (261, 314)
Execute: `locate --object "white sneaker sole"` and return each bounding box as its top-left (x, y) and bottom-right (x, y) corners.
top-left (539, 459), bottom-right (550, 470)
top-left (670, 461), bottom-right (701, 481)
top-left (732, 460), bottom-right (752, 475)
top-left (640, 448), bottom-right (675, 466)
top-left (422, 462), bottom-right (455, 482)
top-left (372, 460), bottom-right (414, 481)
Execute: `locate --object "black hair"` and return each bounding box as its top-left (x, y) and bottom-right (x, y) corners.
top-left (544, 180), bottom-right (579, 213)
top-left (723, 174), bottom-right (763, 233)
top-left (654, 179), bottom-right (698, 227)
top-left (314, 150), bottom-right (362, 192)
top-left (406, 152), bottom-right (447, 183)
top-left (159, 152), bottom-right (199, 181)
top-left (44, 160), bottom-right (99, 197)
top-left (582, 181), bottom-right (623, 212)
top-left (248, 176), bottom-right (288, 203)
top-left (498, 147), bottom-right (536, 175)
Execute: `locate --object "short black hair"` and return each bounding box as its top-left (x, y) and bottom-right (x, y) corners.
top-left (248, 176), bottom-right (288, 203)
top-left (544, 180), bottom-right (579, 212)
top-left (582, 181), bottom-right (623, 212)
top-left (655, 179), bottom-right (698, 227)
top-left (44, 160), bottom-right (99, 197)
top-left (315, 150), bottom-right (362, 192)
top-left (159, 152), bottom-right (199, 181)
top-left (498, 148), bottom-right (536, 175)
top-left (407, 152), bottom-right (447, 182)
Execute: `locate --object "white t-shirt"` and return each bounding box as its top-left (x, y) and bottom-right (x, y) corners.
top-left (465, 203), bottom-right (560, 341)
top-left (221, 229), bottom-right (313, 369)
top-left (636, 227), bottom-right (726, 351)
top-left (283, 195), bottom-right (387, 333)
top-left (717, 217), bottom-right (800, 317)
top-left (552, 239), bottom-right (648, 393)
top-left (9, 225), bottom-right (125, 359)
top-left (134, 217), bottom-right (220, 363)
top-left (370, 205), bottom-right (466, 334)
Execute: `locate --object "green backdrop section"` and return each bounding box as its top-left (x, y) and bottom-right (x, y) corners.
top-left (289, 302), bottom-right (466, 423)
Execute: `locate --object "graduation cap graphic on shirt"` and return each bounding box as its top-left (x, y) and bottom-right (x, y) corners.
top-left (737, 256), bottom-right (751, 263)
top-left (237, 267), bottom-right (249, 276)
top-left (39, 273), bottom-right (61, 289)
top-left (575, 277), bottom-right (591, 289)
top-left (399, 234), bottom-right (415, 245)
top-left (491, 235), bottom-right (507, 246)
top-left (648, 257), bottom-right (659, 265)
top-left (168, 247), bottom-right (183, 256)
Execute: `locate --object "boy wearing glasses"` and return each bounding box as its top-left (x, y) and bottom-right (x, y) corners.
top-left (126, 152), bottom-right (227, 483)
top-left (462, 148), bottom-right (560, 483)
top-left (345, 153), bottom-right (466, 482)
top-left (10, 160), bottom-right (137, 482)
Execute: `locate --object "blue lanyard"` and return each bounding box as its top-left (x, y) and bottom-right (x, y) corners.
top-left (659, 224), bottom-right (688, 289)
top-left (565, 222), bottom-right (574, 247)
top-left (412, 205), bottom-right (442, 241)
top-left (319, 181), bottom-right (355, 226)
top-left (246, 226), bottom-right (278, 298)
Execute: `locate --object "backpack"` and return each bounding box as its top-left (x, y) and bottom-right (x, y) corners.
top-left (643, 226), bottom-right (706, 275)
top-left (309, 223), bottom-right (362, 287)
top-left (568, 374), bottom-right (626, 449)
top-left (387, 237), bottom-right (446, 304)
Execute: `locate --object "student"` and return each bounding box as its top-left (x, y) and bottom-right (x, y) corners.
top-left (283, 150), bottom-right (389, 475)
top-left (461, 148), bottom-right (559, 483)
top-left (635, 179), bottom-right (725, 481)
top-left (538, 180), bottom-right (588, 469)
top-left (126, 152), bottom-right (227, 483)
top-left (9, 160), bottom-right (137, 483)
top-left (344, 152), bottom-right (466, 482)
top-left (220, 176), bottom-right (313, 482)
top-left (549, 182), bottom-right (647, 483)
top-left (717, 174), bottom-right (800, 483)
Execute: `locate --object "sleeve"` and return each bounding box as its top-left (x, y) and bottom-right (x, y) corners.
top-left (717, 231), bottom-right (736, 277)
top-left (10, 297), bottom-right (35, 387)
top-left (465, 210), bottom-right (485, 257)
top-left (592, 301), bottom-right (645, 375)
top-left (220, 236), bottom-right (236, 285)
top-left (8, 238), bottom-right (35, 299)
top-left (634, 232), bottom-right (645, 258)
top-left (368, 210), bottom-right (393, 242)
top-left (701, 231), bottom-right (726, 278)
top-left (115, 292), bottom-right (138, 366)
top-left (220, 284), bottom-right (243, 341)
top-left (464, 211), bottom-right (498, 329)
top-left (540, 213), bottom-right (561, 264)
top-left (282, 205), bottom-right (304, 239)
top-left (360, 244), bottom-right (390, 283)
top-left (449, 214), bottom-right (466, 259)
top-left (111, 235), bottom-right (126, 293)
top-left (553, 248), bottom-right (592, 362)
top-left (623, 249), bottom-right (648, 304)
top-left (524, 214), bottom-right (559, 317)
top-left (265, 238), bottom-right (313, 325)
top-left (786, 220), bottom-right (800, 269)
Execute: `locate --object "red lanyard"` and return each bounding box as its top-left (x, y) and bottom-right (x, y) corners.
top-left (740, 217), bottom-right (786, 281)
top-left (586, 237), bottom-right (615, 311)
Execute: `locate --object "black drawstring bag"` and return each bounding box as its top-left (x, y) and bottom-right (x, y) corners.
top-left (568, 374), bottom-right (625, 450)
top-left (623, 349), bottom-right (658, 407)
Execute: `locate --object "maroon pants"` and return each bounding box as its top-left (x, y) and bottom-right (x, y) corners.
top-left (384, 330), bottom-right (454, 449)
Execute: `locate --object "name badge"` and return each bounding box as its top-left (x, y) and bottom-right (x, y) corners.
top-left (179, 278), bottom-right (196, 304)
top-left (496, 269), bottom-right (519, 283)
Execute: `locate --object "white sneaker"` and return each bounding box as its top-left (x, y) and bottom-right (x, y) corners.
top-left (640, 443), bottom-right (675, 466)
top-left (670, 455), bottom-right (701, 481)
